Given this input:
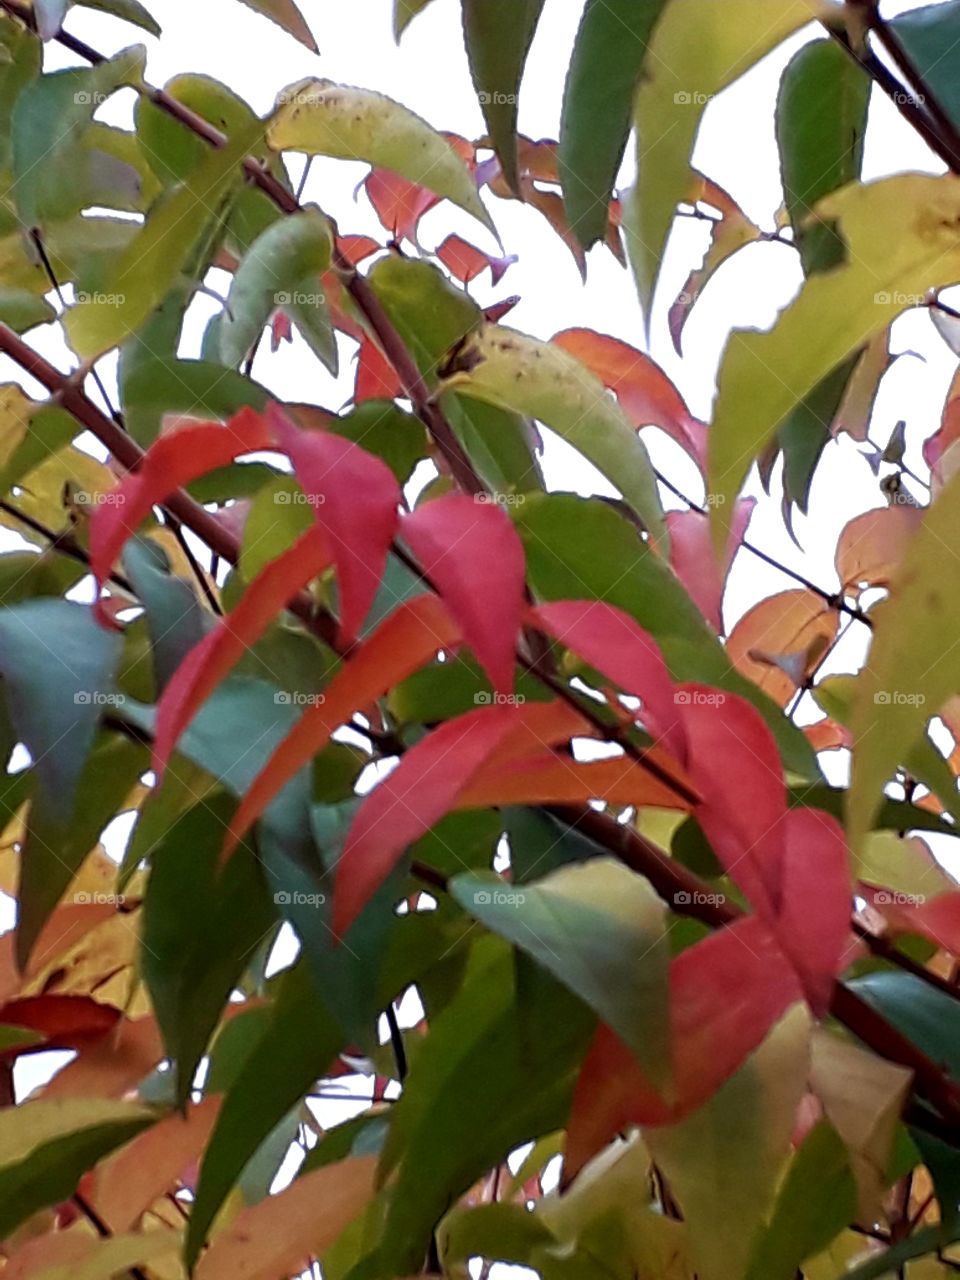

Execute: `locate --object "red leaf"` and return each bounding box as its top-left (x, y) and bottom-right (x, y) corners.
top-left (225, 595), bottom-right (461, 857)
top-left (337, 235), bottom-right (380, 267)
top-left (268, 405), bottom-right (400, 644)
top-left (270, 311), bottom-right (293, 352)
top-left (355, 337), bottom-right (403, 403)
top-left (665, 499), bottom-right (755, 633)
top-left (365, 168), bottom-right (439, 243)
top-left (528, 600), bottom-right (686, 762)
top-left (862, 886), bottom-right (960, 957)
top-left (551, 328), bottom-right (708, 469)
top-left (89, 410), bottom-right (272, 622)
top-left (333, 703), bottom-right (530, 934)
top-left (401, 495), bottom-right (525, 694)
top-left (0, 995), bottom-right (119, 1061)
top-left (565, 917), bottom-right (803, 1177)
top-left (458, 751), bottom-right (695, 810)
top-left (153, 525), bottom-right (332, 776)
top-left (436, 234), bottom-right (516, 286)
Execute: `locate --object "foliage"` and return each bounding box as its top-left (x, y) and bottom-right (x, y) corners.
top-left (1, 0), bottom-right (960, 1277)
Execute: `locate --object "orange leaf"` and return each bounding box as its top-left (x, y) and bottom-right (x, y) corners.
top-left (225, 595), bottom-right (461, 857)
top-left (402, 494), bottom-right (525, 694)
top-left (42, 1014), bottom-right (164, 1099)
top-left (436, 234), bottom-right (516, 285)
top-left (153, 525), bottom-right (332, 775)
top-left (458, 751), bottom-right (694, 810)
top-left (355, 336), bottom-right (404, 402)
top-left (835, 506), bottom-right (922, 597)
top-left (552, 328), bottom-right (707, 468)
top-left (726, 590), bottom-right (839, 707)
top-left (269, 405), bottom-right (400, 644)
top-left (195, 1156), bottom-right (377, 1280)
top-left (0, 994), bottom-right (119, 1060)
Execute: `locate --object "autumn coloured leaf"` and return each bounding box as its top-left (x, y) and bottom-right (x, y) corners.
top-left (355, 336), bottom-right (405, 402)
top-left (401, 493), bottom-right (525, 694)
top-left (269, 404), bottom-right (401, 643)
top-left (665, 499), bottom-right (755, 634)
top-left (436, 234), bottom-right (516, 286)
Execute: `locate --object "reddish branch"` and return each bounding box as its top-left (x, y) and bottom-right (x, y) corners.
top-left (3, 0), bottom-right (960, 1143)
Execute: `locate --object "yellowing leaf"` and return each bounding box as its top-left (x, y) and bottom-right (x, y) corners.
top-left (726, 589), bottom-right (838, 708)
top-left (31, 1231), bottom-right (183, 1280)
top-left (709, 174), bottom-right (960, 545)
top-left (850, 464), bottom-right (960, 853)
top-left (835, 506), bottom-right (922, 597)
top-left (268, 79), bottom-right (491, 232)
top-left (442, 322), bottom-right (663, 536)
top-left (624, 0), bottom-right (818, 317)
top-left (196, 1156), bottom-right (377, 1280)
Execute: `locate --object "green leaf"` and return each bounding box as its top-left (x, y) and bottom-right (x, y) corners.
top-left (445, 324), bottom-right (664, 539)
top-left (368, 254), bottom-right (481, 383)
top-left (141, 794), bottom-right (274, 1103)
top-left (268, 79), bottom-right (493, 233)
top-left (326, 401), bottom-right (427, 486)
top-left (452, 858), bottom-right (670, 1087)
top-left (375, 939), bottom-right (595, 1274)
top-left (559, 0), bottom-right (667, 249)
top-left (442, 393), bottom-right (543, 497)
top-left (135, 74), bottom-right (263, 187)
top-left (11, 47), bottom-right (147, 225)
top-left (234, 0), bottom-right (317, 49)
top-left (462, 0), bottom-right (545, 192)
top-left (19, 733), bottom-right (147, 966)
top-left (647, 1006), bottom-right (811, 1280)
top-left (187, 960), bottom-right (342, 1268)
top-left (0, 1098), bottom-right (155, 1239)
top-left (777, 352), bottom-right (858, 515)
top-left (624, 0), bottom-right (812, 319)
top-left (120, 355), bottom-right (269, 446)
top-left (73, 0), bottom-right (162, 35)
top-left (709, 174), bottom-right (960, 540)
top-left (776, 39), bottom-right (869, 275)
top-left (122, 536), bottom-right (208, 692)
top-left (65, 116), bottom-right (266, 358)
top-left (848, 971), bottom-right (960, 1082)
top-left (515, 493), bottom-right (818, 780)
top-left (889, 1), bottom-right (960, 134)
top-left (0, 15), bottom-right (41, 172)
top-left (849, 465), bottom-right (960, 854)
top-left (745, 1121), bottom-right (856, 1280)
top-left (0, 289), bottom-right (53, 334)
top-left (0, 600), bottom-right (121, 826)
top-left (393, 0), bottom-right (437, 38)
top-left (220, 206), bottom-right (332, 369)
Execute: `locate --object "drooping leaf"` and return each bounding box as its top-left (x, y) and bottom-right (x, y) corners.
top-left (268, 79), bottom-right (492, 232)
top-left (393, 0), bottom-right (437, 37)
top-left (776, 38), bottom-right (870, 275)
top-left (444, 324), bottom-right (664, 538)
top-left (709, 175), bottom-right (960, 541)
top-left (0, 601), bottom-right (121, 827)
top-left (401, 493), bottom-right (525, 694)
top-left (233, 0), bottom-right (318, 49)
top-left (0, 1098), bottom-right (155, 1239)
top-left (452, 858), bottom-right (670, 1086)
top-left (65, 117), bottom-right (266, 357)
top-left (268, 405), bottom-right (400, 643)
top-left (121, 536), bottom-right (208, 694)
top-left (624, 0), bottom-right (814, 318)
top-left (153, 526), bottom-right (330, 775)
top-left (73, 0), bottom-right (162, 36)
top-left (219, 207), bottom-right (332, 369)
top-left (462, 0), bottom-right (545, 193)
top-left (225, 595), bottom-right (460, 853)
top-left (559, 0), bottom-right (667, 249)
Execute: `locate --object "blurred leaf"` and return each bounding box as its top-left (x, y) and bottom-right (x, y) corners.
top-left (776, 39), bottom-right (869, 275)
top-left (889, 0), bottom-right (960, 133)
top-left (32, 0), bottom-right (68, 40)
top-left (463, 0), bottom-right (544, 192)
top-left (122, 536), bottom-right (209, 693)
top-left (560, 0), bottom-right (666, 248)
top-left (452, 858), bottom-right (670, 1085)
top-left (121, 356), bottom-right (268, 446)
top-left (74, 0), bottom-right (162, 35)
top-left (234, 0), bottom-right (317, 50)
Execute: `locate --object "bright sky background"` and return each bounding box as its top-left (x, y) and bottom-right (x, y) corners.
top-left (5, 0), bottom-right (960, 1264)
